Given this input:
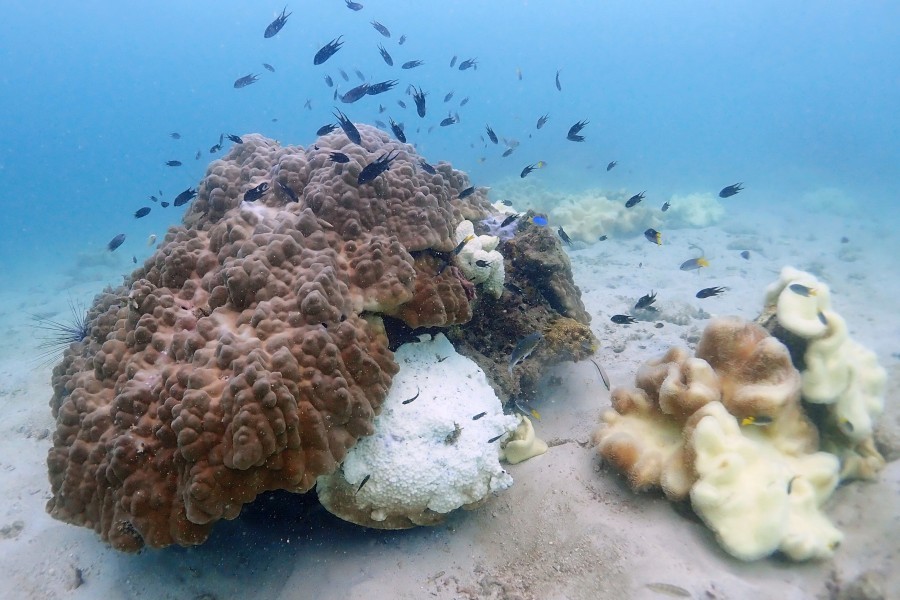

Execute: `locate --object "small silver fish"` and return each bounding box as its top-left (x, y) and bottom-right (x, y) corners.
top-left (589, 359), bottom-right (611, 391)
top-left (508, 332), bottom-right (542, 374)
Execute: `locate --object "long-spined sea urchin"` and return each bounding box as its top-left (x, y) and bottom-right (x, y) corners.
top-left (31, 298), bottom-right (89, 368)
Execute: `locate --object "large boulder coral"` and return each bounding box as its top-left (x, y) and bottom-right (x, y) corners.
top-left (595, 317), bottom-right (843, 561)
top-left (45, 128), bottom-right (514, 551)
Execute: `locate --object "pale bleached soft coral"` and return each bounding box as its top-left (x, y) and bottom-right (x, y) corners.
top-left (454, 219), bottom-right (505, 298)
top-left (501, 415), bottom-right (548, 465)
top-left (551, 191), bottom-right (660, 242)
top-left (761, 266), bottom-right (887, 479)
top-left (661, 192), bottom-right (725, 229)
top-left (595, 317), bottom-right (843, 561)
top-left (689, 402), bottom-right (842, 561)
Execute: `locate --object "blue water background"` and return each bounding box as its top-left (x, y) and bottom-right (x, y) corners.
top-left (1, 0), bottom-right (897, 288)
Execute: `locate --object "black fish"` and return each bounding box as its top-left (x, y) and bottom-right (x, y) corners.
top-left (458, 186), bottom-right (475, 199)
top-left (330, 152), bottom-right (350, 163)
top-left (333, 109), bottom-right (361, 144)
top-left (487, 433), bottom-right (504, 444)
top-left (449, 55), bottom-right (458, 68)
top-left (389, 118), bottom-right (406, 143)
top-left (234, 73), bottom-right (259, 88)
top-left (226, 134), bottom-right (243, 144)
top-left (458, 58), bottom-right (477, 71)
top-left (607, 160), bottom-right (617, 171)
top-left (696, 287), bottom-right (728, 299)
top-left (719, 183), bottom-right (744, 198)
top-left (195, 150), bottom-right (201, 159)
top-left (378, 43), bottom-right (393, 66)
top-left (341, 83), bottom-right (369, 103)
top-left (107, 233), bottom-right (126, 251)
top-left (317, 123), bottom-right (337, 136)
top-left (264, 6), bottom-right (291, 38)
top-left (324, 74), bottom-right (334, 87)
top-left (520, 164), bottom-right (536, 178)
top-left (419, 160), bottom-right (436, 174)
top-left (374, 119), bottom-right (387, 129)
top-left (263, 63), bottom-right (275, 73)
top-left (439, 114), bottom-right (457, 126)
top-left (339, 69), bottom-right (349, 81)
top-left (566, 120), bottom-right (588, 142)
top-left (397, 99), bottom-right (407, 109)
top-left (555, 69), bottom-right (562, 91)
top-left (598, 235), bottom-right (608, 241)
top-left (500, 213), bottom-right (520, 227)
top-left (472, 412), bottom-right (486, 421)
top-left (132, 255), bottom-right (137, 264)
top-left (557, 226), bottom-right (572, 245)
top-left (345, 0), bottom-right (363, 10)
top-left (243, 182), bottom-right (269, 202)
top-left (661, 201), bottom-right (670, 212)
top-left (366, 79), bottom-right (398, 95)
top-left (173, 187), bottom-right (197, 207)
top-left (501, 147), bottom-right (514, 157)
top-left (412, 87), bottom-right (427, 117)
top-left (536, 114), bottom-right (549, 129)
top-left (314, 37), bottom-right (343, 65)
top-left (635, 291), bottom-right (657, 310)
top-left (378, 104), bottom-right (386, 113)
top-left (278, 181), bottom-right (299, 203)
top-left (611, 314), bottom-right (637, 324)
top-left (443, 91), bottom-right (454, 103)
top-left (354, 68), bottom-right (365, 81)
top-left (160, 201), bottom-right (170, 207)
top-left (740, 250), bottom-right (751, 260)
top-left (357, 150), bottom-right (399, 185)
top-left (401, 60), bottom-right (424, 69)
top-left (644, 228), bottom-right (662, 245)
top-left (165, 160), bottom-right (182, 167)
top-left (356, 474), bottom-right (370, 493)
top-left (371, 20), bottom-right (390, 37)
top-left (475, 259), bottom-right (493, 268)
top-left (459, 96), bottom-right (469, 106)
top-left (398, 34), bottom-right (406, 45)
top-left (134, 207), bottom-right (151, 219)
top-left (485, 125), bottom-right (498, 144)
top-left (625, 192), bottom-right (646, 208)
top-left (149, 195), bottom-right (159, 203)
top-left (170, 132), bottom-right (181, 139)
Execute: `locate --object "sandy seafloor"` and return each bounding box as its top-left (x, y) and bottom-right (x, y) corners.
top-left (0, 200), bottom-right (898, 600)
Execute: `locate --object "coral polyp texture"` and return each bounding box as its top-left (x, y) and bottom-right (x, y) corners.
top-left (595, 317), bottom-right (845, 561)
top-left (46, 128), bottom-right (505, 551)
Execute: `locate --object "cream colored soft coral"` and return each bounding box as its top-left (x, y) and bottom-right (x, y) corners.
top-left (689, 402), bottom-right (841, 561)
top-left (763, 266), bottom-right (887, 480)
top-left (595, 316), bottom-right (844, 562)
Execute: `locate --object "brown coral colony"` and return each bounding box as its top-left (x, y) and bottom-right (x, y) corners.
top-left (46, 126), bottom-right (497, 551)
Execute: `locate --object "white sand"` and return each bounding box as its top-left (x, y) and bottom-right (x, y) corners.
top-left (0, 205), bottom-right (897, 599)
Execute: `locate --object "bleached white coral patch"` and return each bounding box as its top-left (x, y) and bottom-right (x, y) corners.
top-left (662, 192), bottom-right (725, 228)
top-left (319, 333), bottom-right (518, 526)
top-left (455, 220), bottom-right (505, 298)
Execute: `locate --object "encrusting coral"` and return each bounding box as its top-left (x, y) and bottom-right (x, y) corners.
top-left (595, 316), bottom-right (845, 561)
top-left (46, 126), bottom-right (580, 551)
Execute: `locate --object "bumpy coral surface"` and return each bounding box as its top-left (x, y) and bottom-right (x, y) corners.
top-left (46, 128), bottom-right (497, 551)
